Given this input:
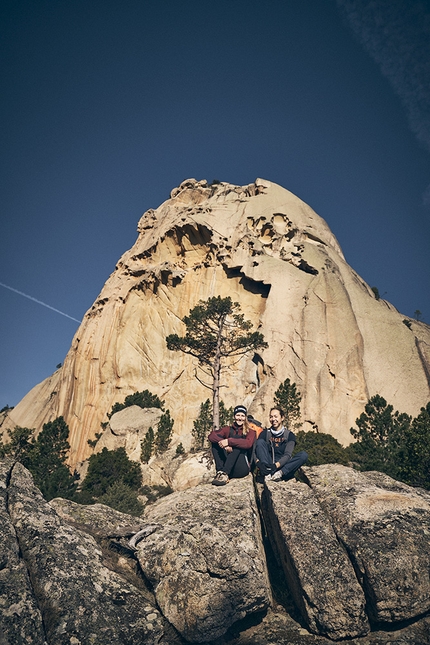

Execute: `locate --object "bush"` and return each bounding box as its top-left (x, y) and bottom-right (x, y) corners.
top-left (295, 430), bottom-right (349, 466)
top-left (108, 390), bottom-right (164, 418)
top-left (81, 447), bottom-right (142, 500)
top-left (140, 484), bottom-right (173, 504)
top-left (98, 480), bottom-right (144, 517)
top-left (397, 402), bottom-right (430, 489)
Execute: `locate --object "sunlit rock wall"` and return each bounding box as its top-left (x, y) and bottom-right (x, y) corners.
top-left (4, 178), bottom-right (430, 467)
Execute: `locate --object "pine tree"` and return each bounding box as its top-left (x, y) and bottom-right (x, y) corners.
top-left (274, 378), bottom-right (302, 429)
top-left (81, 447), bottom-right (142, 500)
top-left (154, 411), bottom-right (174, 454)
top-left (141, 427), bottom-right (154, 463)
top-left (397, 402), bottom-right (430, 489)
top-left (348, 395), bottom-right (411, 478)
top-left (192, 399), bottom-right (234, 450)
top-left (166, 296), bottom-right (267, 431)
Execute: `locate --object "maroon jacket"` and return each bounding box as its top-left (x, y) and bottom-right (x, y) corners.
top-left (208, 423), bottom-right (256, 450)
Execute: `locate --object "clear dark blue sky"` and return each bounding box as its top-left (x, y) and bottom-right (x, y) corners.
top-left (1, 0), bottom-right (429, 408)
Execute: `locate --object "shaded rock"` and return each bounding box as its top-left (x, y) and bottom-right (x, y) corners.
top-left (0, 460), bottom-right (46, 644)
top-left (231, 608), bottom-right (430, 645)
top-left (261, 478), bottom-right (369, 639)
top-left (303, 464), bottom-right (430, 624)
top-left (50, 497), bottom-right (145, 537)
top-left (6, 461), bottom-right (180, 645)
top-left (135, 476), bottom-right (271, 642)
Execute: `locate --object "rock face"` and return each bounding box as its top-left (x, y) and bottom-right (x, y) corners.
top-left (1, 458), bottom-right (430, 645)
top-left (3, 178), bottom-right (430, 468)
top-left (2, 460), bottom-right (179, 645)
top-left (302, 464), bottom-right (430, 623)
top-left (135, 476), bottom-right (272, 642)
top-left (261, 479), bottom-right (369, 639)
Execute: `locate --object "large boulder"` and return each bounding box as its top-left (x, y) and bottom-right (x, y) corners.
top-left (95, 405), bottom-right (163, 461)
top-left (303, 464), bottom-right (430, 623)
top-left (0, 460), bottom-right (46, 644)
top-left (5, 461), bottom-right (179, 645)
top-left (135, 476), bottom-right (272, 642)
top-left (4, 178), bottom-right (430, 468)
top-left (261, 478), bottom-right (369, 639)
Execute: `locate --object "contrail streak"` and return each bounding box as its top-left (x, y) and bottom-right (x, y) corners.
top-left (0, 281), bottom-right (81, 323)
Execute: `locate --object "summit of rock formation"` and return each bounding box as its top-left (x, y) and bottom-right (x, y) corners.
top-left (3, 178), bottom-right (430, 466)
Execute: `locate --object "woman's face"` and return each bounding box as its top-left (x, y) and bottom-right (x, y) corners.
top-left (234, 412), bottom-right (246, 426)
top-left (269, 409), bottom-right (284, 429)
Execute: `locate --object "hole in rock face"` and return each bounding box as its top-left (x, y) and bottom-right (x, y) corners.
top-left (223, 267), bottom-right (271, 298)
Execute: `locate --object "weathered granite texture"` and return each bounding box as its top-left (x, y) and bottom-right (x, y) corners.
top-left (0, 459), bottom-right (46, 644)
top-left (135, 476), bottom-right (272, 642)
top-left (3, 178), bottom-right (430, 467)
top-left (302, 464), bottom-right (430, 623)
top-left (3, 460), bottom-right (180, 645)
top-left (1, 458), bottom-right (430, 645)
top-left (261, 478), bottom-right (369, 639)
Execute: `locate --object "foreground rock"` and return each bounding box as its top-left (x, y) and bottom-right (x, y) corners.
top-left (135, 476), bottom-right (271, 642)
top-left (5, 461), bottom-right (180, 645)
top-left (262, 478), bottom-right (369, 639)
top-left (303, 465), bottom-right (430, 623)
top-left (0, 459), bottom-right (46, 644)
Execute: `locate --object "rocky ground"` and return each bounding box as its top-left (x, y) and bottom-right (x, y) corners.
top-left (1, 457), bottom-right (429, 644)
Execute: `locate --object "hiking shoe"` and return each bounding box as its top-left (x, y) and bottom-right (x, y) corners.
top-left (212, 471), bottom-right (229, 486)
top-left (265, 470), bottom-right (283, 483)
top-left (271, 470), bottom-right (283, 481)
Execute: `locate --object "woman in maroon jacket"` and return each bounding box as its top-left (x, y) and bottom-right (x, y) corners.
top-left (208, 405), bottom-right (256, 486)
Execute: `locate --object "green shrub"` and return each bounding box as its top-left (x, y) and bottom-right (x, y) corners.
top-left (98, 480), bottom-right (144, 516)
top-left (81, 447), bottom-right (142, 500)
top-left (175, 442), bottom-right (185, 456)
top-left (108, 390), bottom-right (164, 418)
top-left (295, 430), bottom-right (349, 466)
top-left (140, 484), bottom-right (173, 504)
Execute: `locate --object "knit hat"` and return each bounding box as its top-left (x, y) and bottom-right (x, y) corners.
top-left (234, 405), bottom-right (247, 415)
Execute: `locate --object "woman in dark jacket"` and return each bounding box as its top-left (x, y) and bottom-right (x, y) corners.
top-left (255, 406), bottom-right (308, 481)
top-left (208, 405), bottom-right (256, 486)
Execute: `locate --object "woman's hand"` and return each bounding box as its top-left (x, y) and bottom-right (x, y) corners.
top-left (225, 446), bottom-right (233, 453)
top-left (218, 438), bottom-right (229, 448)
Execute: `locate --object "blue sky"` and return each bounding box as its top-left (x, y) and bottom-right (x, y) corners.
top-left (1, 0), bottom-right (429, 408)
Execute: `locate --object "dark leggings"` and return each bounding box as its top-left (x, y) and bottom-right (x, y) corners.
top-left (211, 443), bottom-right (250, 479)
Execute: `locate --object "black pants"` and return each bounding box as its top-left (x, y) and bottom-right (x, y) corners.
top-left (211, 444), bottom-right (250, 479)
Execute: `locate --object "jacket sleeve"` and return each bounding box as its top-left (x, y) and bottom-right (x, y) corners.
top-left (208, 425), bottom-right (230, 444)
top-left (228, 429), bottom-right (256, 450)
top-left (278, 431), bottom-right (296, 467)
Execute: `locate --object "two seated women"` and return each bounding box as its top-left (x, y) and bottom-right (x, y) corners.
top-left (208, 404), bottom-right (308, 486)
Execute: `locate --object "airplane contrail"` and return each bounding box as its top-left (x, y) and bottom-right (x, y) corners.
top-left (0, 281), bottom-right (81, 323)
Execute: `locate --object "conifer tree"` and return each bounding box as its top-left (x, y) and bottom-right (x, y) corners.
top-left (154, 411), bottom-right (174, 454)
top-left (141, 427), bottom-right (154, 463)
top-left (166, 296), bottom-right (267, 430)
top-left (274, 378), bottom-right (302, 429)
